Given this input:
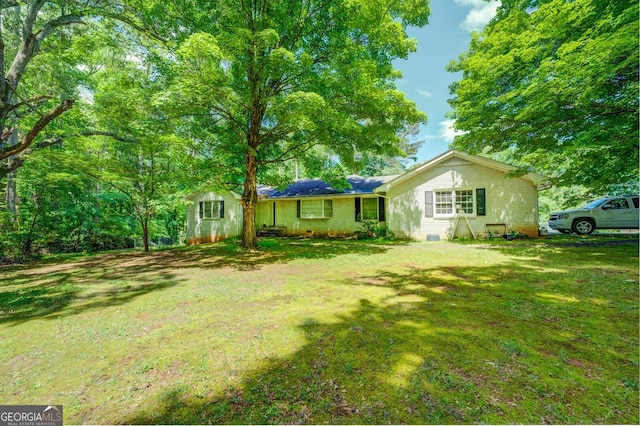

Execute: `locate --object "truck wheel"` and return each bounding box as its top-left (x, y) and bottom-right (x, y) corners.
top-left (572, 218), bottom-right (595, 235)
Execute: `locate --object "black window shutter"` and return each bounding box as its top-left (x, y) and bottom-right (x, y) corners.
top-left (199, 201), bottom-right (204, 219)
top-left (355, 197), bottom-right (361, 221)
top-left (296, 200), bottom-right (301, 218)
top-left (378, 197), bottom-right (386, 222)
top-left (425, 191), bottom-right (433, 217)
top-left (220, 200), bottom-right (225, 218)
top-left (476, 188), bottom-right (486, 216)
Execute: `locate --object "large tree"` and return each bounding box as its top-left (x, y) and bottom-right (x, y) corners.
top-left (90, 65), bottom-right (190, 252)
top-left (0, 0), bottom-right (90, 177)
top-left (0, 0), bottom-right (160, 179)
top-left (69, 23), bottom-right (192, 252)
top-left (447, 0), bottom-right (639, 194)
top-left (161, 0), bottom-right (430, 249)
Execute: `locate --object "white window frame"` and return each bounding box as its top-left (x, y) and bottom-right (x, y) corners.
top-left (300, 199), bottom-right (333, 219)
top-left (433, 189), bottom-right (475, 218)
top-left (200, 200), bottom-right (223, 219)
top-left (360, 197), bottom-right (378, 221)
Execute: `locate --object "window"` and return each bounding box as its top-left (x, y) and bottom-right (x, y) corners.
top-left (605, 198), bottom-right (629, 209)
top-left (297, 199), bottom-right (333, 219)
top-left (355, 197), bottom-right (386, 221)
top-left (362, 198), bottom-right (378, 220)
top-left (455, 190), bottom-right (474, 214)
top-left (435, 191), bottom-right (453, 215)
top-left (428, 189), bottom-right (475, 217)
top-left (199, 200), bottom-right (225, 219)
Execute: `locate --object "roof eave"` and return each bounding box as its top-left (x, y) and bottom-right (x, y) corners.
top-left (258, 192), bottom-right (377, 201)
top-left (380, 150), bottom-right (548, 190)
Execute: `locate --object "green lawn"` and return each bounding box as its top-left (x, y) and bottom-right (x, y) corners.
top-left (0, 237), bottom-right (638, 424)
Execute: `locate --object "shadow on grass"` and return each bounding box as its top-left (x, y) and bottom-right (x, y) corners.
top-left (160, 237), bottom-right (402, 271)
top-left (122, 245), bottom-right (639, 425)
top-left (0, 238), bottom-right (400, 325)
top-left (0, 271), bottom-right (180, 325)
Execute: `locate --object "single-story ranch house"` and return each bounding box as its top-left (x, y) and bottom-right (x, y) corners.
top-left (185, 150), bottom-right (547, 244)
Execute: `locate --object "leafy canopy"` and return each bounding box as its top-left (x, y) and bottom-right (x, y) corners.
top-left (160, 0), bottom-right (429, 183)
top-left (447, 0), bottom-right (639, 194)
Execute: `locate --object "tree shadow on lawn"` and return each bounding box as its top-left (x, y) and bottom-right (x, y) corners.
top-left (161, 237), bottom-right (401, 271)
top-left (0, 270), bottom-right (180, 326)
top-left (122, 252), bottom-right (639, 425)
top-left (0, 238), bottom-right (399, 325)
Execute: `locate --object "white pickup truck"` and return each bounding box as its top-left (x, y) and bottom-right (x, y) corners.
top-left (548, 195), bottom-right (640, 234)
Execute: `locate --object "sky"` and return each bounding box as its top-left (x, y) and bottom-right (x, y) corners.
top-left (394, 0), bottom-right (499, 163)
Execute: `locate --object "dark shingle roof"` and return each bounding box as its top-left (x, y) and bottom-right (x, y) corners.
top-left (257, 175), bottom-right (397, 199)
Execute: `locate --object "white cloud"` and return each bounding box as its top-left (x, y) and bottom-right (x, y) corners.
top-left (423, 119), bottom-right (466, 143)
top-left (417, 89), bottom-right (432, 97)
top-left (436, 119), bottom-right (467, 143)
top-left (454, 0), bottom-right (500, 32)
top-left (440, 119), bottom-right (464, 142)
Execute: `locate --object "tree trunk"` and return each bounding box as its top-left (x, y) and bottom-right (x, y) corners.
top-left (24, 189), bottom-right (44, 256)
top-left (241, 39), bottom-right (265, 251)
top-left (142, 216), bottom-right (150, 252)
top-left (6, 168), bottom-right (17, 223)
top-left (94, 181), bottom-right (100, 225)
top-left (241, 149), bottom-right (258, 250)
top-left (6, 130), bottom-right (19, 223)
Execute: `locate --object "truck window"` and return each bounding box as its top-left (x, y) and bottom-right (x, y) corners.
top-left (608, 199), bottom-right (629, 209)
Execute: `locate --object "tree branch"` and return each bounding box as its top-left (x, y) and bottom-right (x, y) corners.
top-left (0, 155), bottom-right (23, 178)
top-left (258, 140), bottom-right (320, 165)
top-left (0, 29), bottom-right (5, 98)
top-left (1, 126), bottom-right (15, 142)
top-left (32, 130), bottom-right (139, 150)
top-left (7, 8), bottom-right (84, 89)
top-left (3, 94), bottom-right (52, 115)
top-left (79, 131), bottom-right (139, 144)
top-left (0, 99), bottom-right (74, 160)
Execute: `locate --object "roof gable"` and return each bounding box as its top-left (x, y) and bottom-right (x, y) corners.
top-left (376, 150), bottom-right (548, 192)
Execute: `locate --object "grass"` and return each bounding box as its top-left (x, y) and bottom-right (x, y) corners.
top-left (0, 236), bottom-right (638, 424)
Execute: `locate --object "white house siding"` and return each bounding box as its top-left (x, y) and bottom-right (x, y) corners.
top-left (256, 196), bottom-right (378, 236)
top-left (185, 191), bottom-right (242, 245)
top-left (386, 157), bottom-right (539, 240)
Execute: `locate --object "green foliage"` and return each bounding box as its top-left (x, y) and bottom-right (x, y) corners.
top-left (358, 122), bottom-right (424, 176)
top-left (448, 0), bottom-right (639, 194)
top-left (0, 19), bottom-right (193, 260)
top-left (357, 219), bottom-right (395, 240)
top-left (0, 144), bottom-right (139, 262)
top-left (0, 1), bottom-right (131, 176)
top-left (0, 0), bottom-right (431, 255)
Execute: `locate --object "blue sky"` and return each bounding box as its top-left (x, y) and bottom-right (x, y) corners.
top-left (394, 0), bottom-right (499, 163)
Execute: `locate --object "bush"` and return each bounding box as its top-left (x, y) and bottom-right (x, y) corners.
top-left (0, 230), bottom-right (37, 264)
top-left (356, 219), bottom-right (394, 240)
